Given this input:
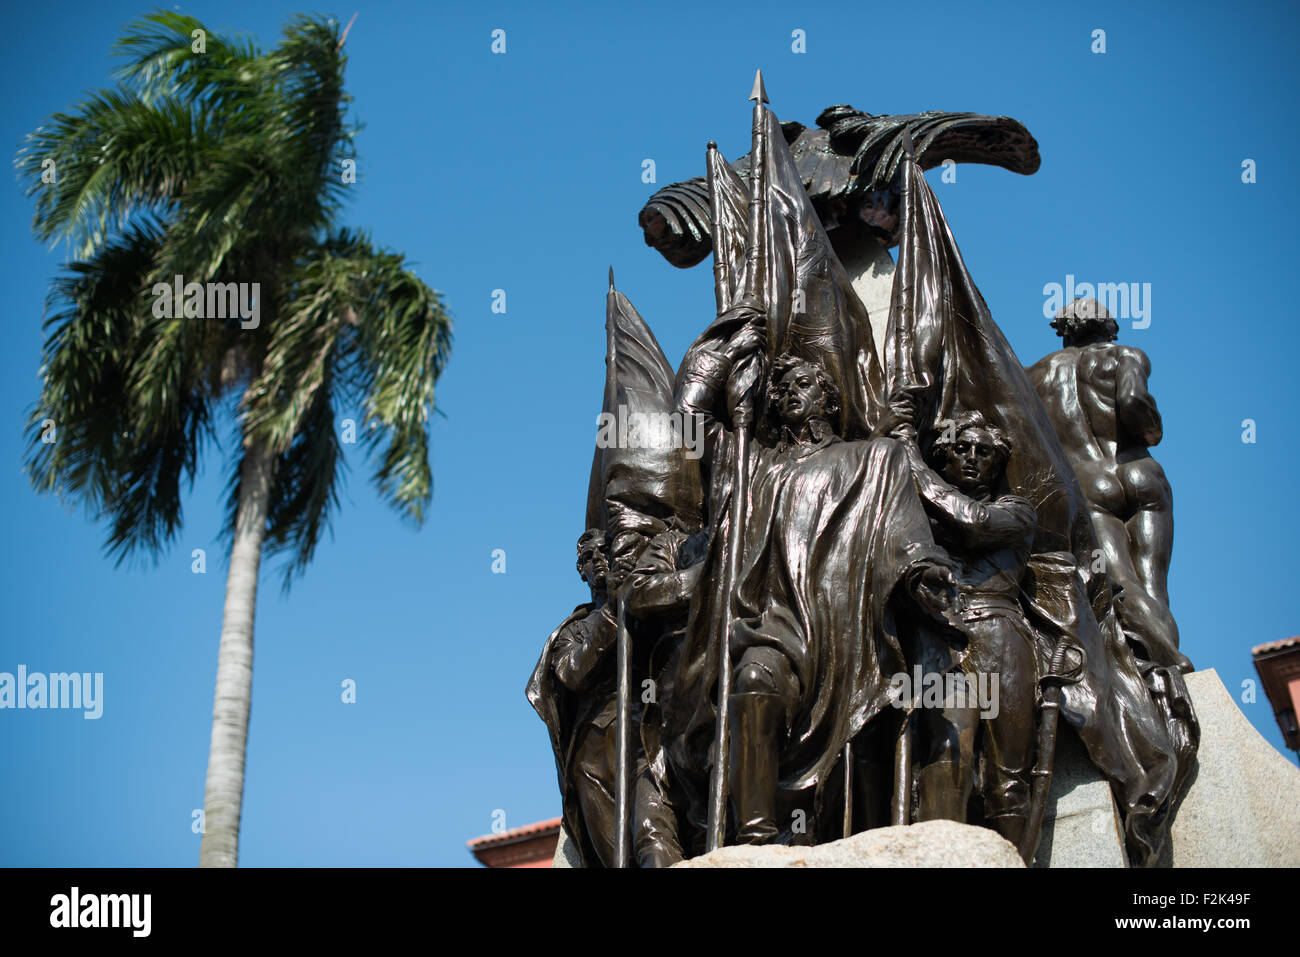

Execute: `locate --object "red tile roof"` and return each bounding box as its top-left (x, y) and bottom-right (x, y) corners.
top-left (467, 816), bottom-right (562, 849)
top-left (1251, 635), bottom-right (1300, 656)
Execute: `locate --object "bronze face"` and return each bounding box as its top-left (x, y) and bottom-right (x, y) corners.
top-left (940, 427), bottom-right (1003, 496)
top-left (576, 532), bottom-right (609, 592)
top-left (774, 361), bottom-right (828, 431)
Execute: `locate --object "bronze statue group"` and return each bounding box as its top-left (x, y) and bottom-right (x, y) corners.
top-left (529, 77), bottom-right (1199, 868)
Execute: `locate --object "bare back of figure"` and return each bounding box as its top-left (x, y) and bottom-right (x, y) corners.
top-left (1028, 298), bottom-right (1186, 669)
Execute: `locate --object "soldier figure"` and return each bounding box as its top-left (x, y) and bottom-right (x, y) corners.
top-left (622, 518), bottom-right (710, 865)
top-left (669, 318), bottom-right (961, 847)
top-left (526, 529), bottom-right (623, 867)
top-left (893, 408), bottom-right (1039, 847)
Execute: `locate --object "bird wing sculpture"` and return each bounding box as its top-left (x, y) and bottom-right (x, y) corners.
top-left (639, 107), bottom-right (1041, 268)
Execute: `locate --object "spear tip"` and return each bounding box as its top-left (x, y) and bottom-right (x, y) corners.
top-left (749, 69), bottom-right (768, 105)
top-left (608, 265), bottom-right (615, 291)
top-left (900, 127), bottom-right (916, 159)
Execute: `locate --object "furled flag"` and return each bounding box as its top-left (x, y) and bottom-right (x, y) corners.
top-left (697, 103), bottom-right (886, 439)
top-left (586, 270), bottom-right (702, 554)
top-left (884, 151), bottom-right (1094, 561)
top-left (883, 148), bottom-right (1197, 866)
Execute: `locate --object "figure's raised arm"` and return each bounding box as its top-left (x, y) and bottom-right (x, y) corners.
top-left (897, 412), bottom-right (1036, 549)
top-left (674, 302), bottom-right (765, 422)
top-left (1116, 347), bottom-right (1163, 447)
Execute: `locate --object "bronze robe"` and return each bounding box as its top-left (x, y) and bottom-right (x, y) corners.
top-left (660, 408), bottom-right (949, 841)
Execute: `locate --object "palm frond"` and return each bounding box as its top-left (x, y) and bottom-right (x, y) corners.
top-left (21, 11), bottom-right (449, 581)
top-left (261, 15), bottom-right (354, 245)
top-left (113, 11), bottom-right (263, 110)
top-left (330, 231), bottom-right (452, 522)
top-left (25, 223), bottom-right (159, 505)
top-left (17, 91), bottom-right (215, 257)
top-left (25, 222), bottom-right (214, 562)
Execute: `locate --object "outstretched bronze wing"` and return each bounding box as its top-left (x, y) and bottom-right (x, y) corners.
top-left (639, 107), bottom-right (1040, 268)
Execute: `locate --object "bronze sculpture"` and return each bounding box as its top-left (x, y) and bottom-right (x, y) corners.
top-left (526, 530), bottom-right (623, 867)
top-left (891, 410), bottom-right (1039, 849)
top-left (530, 73), bottom-right (1198, 867)
top-left (623, 518), bottom-right (707, 866)
top-left (1027, 298), bottom-right (1188, 673)
top-left (640, 105), bottom-right (1041, 266)
top-left (671, 332), bottom-right (960, 848)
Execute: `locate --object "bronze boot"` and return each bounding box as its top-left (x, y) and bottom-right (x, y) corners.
top-left (852, 759), bottom-right (894, 831)
top-left (986, 813), bottom-right (1028, 850)
top-left (916, 760), bottom-right (974, 822)
top-left (727, 691), bottom-right (785, 844)
top-left (985, 762), bottom-right (1031, 849)
top-left (633, 766), bottom-right (684, 868)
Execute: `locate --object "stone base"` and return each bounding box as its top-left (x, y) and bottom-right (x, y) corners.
top-left (838, 238), bottom-right (895, 364)
top-left (1033, 724), bottom-right (1127, 867)
top-left (552, 821), bottom-right (582, 868)
top-left (673, 820), bottom-right (1023, 868)
top-left (1036, 668), bottom-right (1300, 867)
top-left (1159, 668), bottom-right (1300, 866)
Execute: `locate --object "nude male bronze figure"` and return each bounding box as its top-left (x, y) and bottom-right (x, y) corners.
top-left (1027, 298), bottom-right (1188, 672)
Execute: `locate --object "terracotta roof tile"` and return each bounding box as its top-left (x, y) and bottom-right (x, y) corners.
top-left (1252, 635), bottom-right (1300, 656)
top-left (466, 816), bottom-right (562, 849)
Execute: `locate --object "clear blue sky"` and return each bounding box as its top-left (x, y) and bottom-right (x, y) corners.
top-left (1, 0), bottom-right (1296, 866)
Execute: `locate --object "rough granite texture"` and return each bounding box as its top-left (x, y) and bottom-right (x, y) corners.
top-left (552, 822), bottom-right (581, 869)
top-left (673, 820), bottom-right (1023, 868)
top-left (1032, 724), bottom-right (1127, 867)
top-left (1158, 668), bottom-right (1300, 866)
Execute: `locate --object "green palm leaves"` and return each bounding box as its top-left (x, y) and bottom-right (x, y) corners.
top-left (18, 10), bottom-right (452, 584)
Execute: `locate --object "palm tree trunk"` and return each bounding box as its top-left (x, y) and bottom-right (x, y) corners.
top-left (199, 439), bottom-right (274, 867)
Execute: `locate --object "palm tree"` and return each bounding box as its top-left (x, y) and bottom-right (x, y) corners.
top-left (17, 12), bottom-right (453, 867)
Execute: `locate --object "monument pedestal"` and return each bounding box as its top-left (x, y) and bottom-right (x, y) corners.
top-left (673, 819), bottom-right (1022, 868)
top-left (1159, 668), bottom-right (1300, 866)
top-left (1032, 725), bottom-right (1128, 867)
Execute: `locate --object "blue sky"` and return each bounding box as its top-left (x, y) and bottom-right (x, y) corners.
top-left (1, 0), bottom-right (1296, 866)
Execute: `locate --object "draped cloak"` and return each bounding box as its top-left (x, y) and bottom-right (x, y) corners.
top-left (659, 400), bottom-right (950, 838)
top-left (659, 103), bottom-right (951, 841)
top-left (525, 604), bottom-right (608, 867)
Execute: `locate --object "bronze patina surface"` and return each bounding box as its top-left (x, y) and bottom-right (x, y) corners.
top-left (529, 74), bottom-right (1197, 868)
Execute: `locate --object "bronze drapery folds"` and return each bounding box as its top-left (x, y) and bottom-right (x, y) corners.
top-left (529, 74), bottom-right (1197, 868)
top-left (883, 145), bottom-right (1197, 865)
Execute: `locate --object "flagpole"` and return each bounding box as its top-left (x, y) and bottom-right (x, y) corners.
top-left (707, 142), bottom-right (731, 314)
top-left (614, 598), bottom-right (632, 866)
top-left (705, 69), bottom-right (769, 853)
top-left (608, 265), bottom-right (633, 868)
